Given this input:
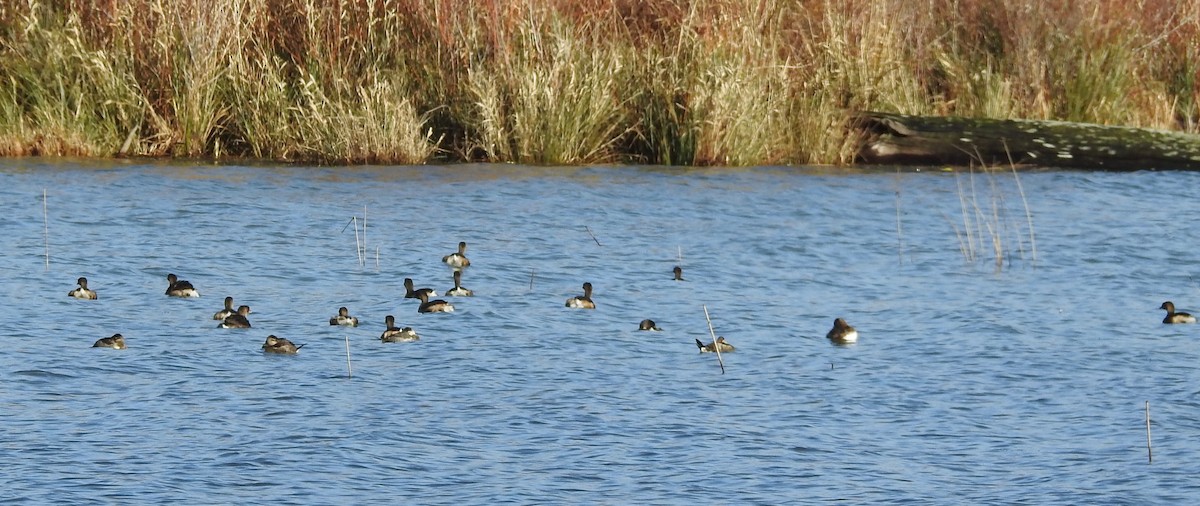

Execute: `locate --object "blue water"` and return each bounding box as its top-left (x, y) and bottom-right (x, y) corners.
top-left (3, 160), bottom-right (1200, 504)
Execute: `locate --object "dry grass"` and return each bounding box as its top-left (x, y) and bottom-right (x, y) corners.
top-left (0, 0), bottom-right (1196, 164)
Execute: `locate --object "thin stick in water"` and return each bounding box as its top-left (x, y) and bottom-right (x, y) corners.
top-left (1146, 400), bottom-right (1152, 463)
top-left (362, 205), bottom-right (368, 261)
top-left (702, 305), bottom-right (725, 375)
top-left (42, 189), bottom-right (50, 270)
top-left (585, 226), bottom-right (602, 247)
top-left (352, 217), bottom-right (364, 267)
top-left (895, 167), bottom-right (905, 265)
top-left (529, 268), bottom-right (536, 291)
top-left (345, 334), bottom-right (353, 379)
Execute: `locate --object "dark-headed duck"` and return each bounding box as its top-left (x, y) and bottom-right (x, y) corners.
top-left (695, 336), bottom-right (734, 353)
top-left (69, 277), bottom-right (98, 300)
top-left (93, 333), bottom-right (125, 349)
top-left (218, 305), bottom-right (252, 328)
top-left (446, 270), bottom-right (473, 297)
top-left (380, 315), bottom-right (420, 343)
top-left (417, 292), bottom-right (454, 313)
top-left (404, 278), bottom-right (437, 299)
top-left (826, 318), bottom-right (859, 343)
top-left (213, 296), bottom-right (236, 320)
top-left (329, 306), bottom-right (359, 327)
top-left (442, 241), bottom-right (471, 270)
top-left (565, 282), bottom-right (596, 309)
top-left (638, 319), bottom-right (662, 331)
top-left (1160, 301), bottom-right (1197, 324)
top-left (262, 335), bottom-right (303, 354)
top-left (165, 273), bottom-right (199, 298)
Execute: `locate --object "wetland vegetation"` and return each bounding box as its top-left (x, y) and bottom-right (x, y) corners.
top-left (1, 0), bottom-right (1197, 165)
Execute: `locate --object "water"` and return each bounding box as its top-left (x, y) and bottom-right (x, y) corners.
top-left (3, 160), bottom-right (1200, 504)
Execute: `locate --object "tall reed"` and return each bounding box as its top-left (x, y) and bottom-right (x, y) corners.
top-left (1, 0), bottom-right (1197, 164)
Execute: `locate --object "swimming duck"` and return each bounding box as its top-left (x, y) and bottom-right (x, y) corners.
top-left (218, 305), bottom-right (252, 328)
top-left (329, 306), bottom-right (359, 327)
top-left (212, 296), bottom-right (237, 320)
top-left (262, 335), bottom-right (303, 354)
top-left (673, 266), bottom-right (684, 281)
top-left (93, 333), bottom-right (125, 349)
top-left (638, 319), bottom-right (662, 331)
top-left (416, 292), bottom-right (455, 313)
top-left (826, 318), bottom-right (859, 343)
top-left (442, 241), bottom-right (471, 270)
top-left (69, 277), bottom-right (98, 300)
top-left (165, 273), bottom-right (199, 298)
top-left (695, 336), bottom-right (735, 353)
top-left (404, 278), bottom-right (438, 299)
top-left (1160, 301), bottom-right (1197, 324)
top-left (380, 315), bottom-right (420, 343)
top-left (565, 282), bottom-right (596, 309)
top-left (446, 270), bottom-right (473, 297)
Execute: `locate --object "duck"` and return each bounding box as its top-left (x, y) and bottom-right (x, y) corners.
top-left (218, 305), bottom-right (252, 328)
top-left (826, 318), bottom-right (859, 343)
top-left (329, 306), bottom-right (359, 327)
top-left (93, 333), bottom-right (126, 349)
top-left (442, 241), bottom-right (471, 270)
top-left (212, 296), bottom-right (237, 320)
top-left (416, 292), bottom-right (454, 313)
top-left (1160, 301), bottom-right (1197, 324)
top-left (446, 270), bottom-right (473, 297)
top-left (68, 277), bottom-right (98, 300)
top-left (380, 315), bottom-right (420, 343)
top-left (404, 278), bottom-right (437, 299)
top-left (165, 273), bottom-right (199, 298)
top-left (673, 266), bottom-right (684, 281)
top-left (565, 282), bottom-right (596, 309)
top-left (638, 319), bottom-right (662, 331)
top-left (262, 335), bottom-right (303, 354)
top-left (695, 336), bottom-right (735, 353)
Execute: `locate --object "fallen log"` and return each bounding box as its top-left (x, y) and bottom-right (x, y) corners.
top-left (851, 111), bottom-right (1200, 170)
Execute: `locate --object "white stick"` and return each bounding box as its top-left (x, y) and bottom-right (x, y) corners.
top-left (1146, 401), bottom-right (1152, 463)
top-left (345, 334), bottom-right (353, 379)
top-left (702, 305), bottom-right (725, 374)
top-left (42, 189), bottom-right (49, 270)
top-left (352, 217), bottom-right (364, 267)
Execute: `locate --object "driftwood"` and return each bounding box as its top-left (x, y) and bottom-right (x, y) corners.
top-left (851, 111), bottom-right (1200, 170)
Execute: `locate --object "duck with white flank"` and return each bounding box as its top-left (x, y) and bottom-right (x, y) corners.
top-left (565, 282), bottom-right (596, 309)
top-left (329, 306), bottom-right (359, 327)
top-left (93, 333), bottom-right (126, 349)
top-left (1160, 301), bottom-right (1197, 324)
top-left (165, 273), bottom-right (199, 298)
top-left (442, 241), bottom-right (471, 270)
top-left (826, 318), bottom-right (859, 344)
top-left (69, 277), bottom-right (98, 300)
top-left (380, 315), bottom-right (420, 343)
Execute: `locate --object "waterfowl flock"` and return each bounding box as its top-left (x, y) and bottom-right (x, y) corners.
top-left (73, 240), bottom-right (1191, 359)
top-left (65, 247), bottom-right (869, 357)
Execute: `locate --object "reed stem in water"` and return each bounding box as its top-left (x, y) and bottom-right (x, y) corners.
top-left (345, 334), bottom-right (353, 379)
top-left (1146, 400), bottom-right (1153, 463)
top-left (42, 189), bottom-right (49, 270)
top-left (702, 305), bottom-right (725, 375)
